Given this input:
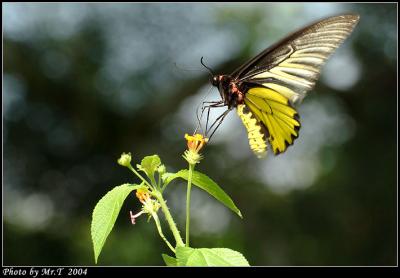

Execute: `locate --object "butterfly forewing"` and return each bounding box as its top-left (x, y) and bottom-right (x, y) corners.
top-left (235, 14), bottom-right (360, 104)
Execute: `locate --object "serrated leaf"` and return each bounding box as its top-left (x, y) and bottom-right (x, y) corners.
top-left (162, 254), bottom-right (177, 266)
top-left (91, 183), bottom-right (142, 264)
top-left (176, 247), bottom-right (250, 266)
top-left (138, 155), bottom-right (161, 180)
top-left (164, 170), bottom-right (242, 218)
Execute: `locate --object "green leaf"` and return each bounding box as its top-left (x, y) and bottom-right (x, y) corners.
top-left (176, 247), bottom-right (250, 266)
top-left (137, 155), bottom-right (161, 181)
top-left (91, 183), bottom-right (142, 264)
top-left (161, 172), bottom-right (175, 185)
top-left (164, 170), bottom-right (242, 218)
top-left (162, 254), bottom-right (177, 266)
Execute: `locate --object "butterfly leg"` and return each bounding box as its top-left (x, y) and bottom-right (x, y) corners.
top-left (195, 100), bottom-right (224, 134)
top-left (206, 108), bottom-right (232, 140)
top-left (204, 102), bottom-right (226, 134)
top-left (199, 101), bottom-right (224, 120)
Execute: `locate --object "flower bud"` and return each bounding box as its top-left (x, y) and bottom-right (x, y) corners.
top-left (157, 164), bottom-right (166, 175)
top-left (118, 152), bottom-right (132, 167)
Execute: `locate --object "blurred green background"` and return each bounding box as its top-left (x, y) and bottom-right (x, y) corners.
top-left (3, 3), bottom-right (397, 266)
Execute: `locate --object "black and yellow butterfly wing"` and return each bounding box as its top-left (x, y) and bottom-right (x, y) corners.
top-left (234, 14), bottom-right (360, 157)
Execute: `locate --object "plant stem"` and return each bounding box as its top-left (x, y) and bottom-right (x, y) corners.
top-left (151, 212), bottom-right (175, 253)
top-left (157, 173), bottom-right (161, 189)
top-left (127, 164), bottom-right (153, 189)
top-left (149, 175), bottom-right (157, 189)
top-left (185, 163), bottom-right (195, 247)
top-left (152, 191), bottom-right (185, 247)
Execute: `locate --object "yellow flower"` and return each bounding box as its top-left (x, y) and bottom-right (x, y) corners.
top-left (183, 133), bottom-right (208, 164)
top-left (136, 188), bottom-right (151, 204)
top-left (130, 188), bottom-right (160, 225)
top-left (184, 133), bottom-right (208, 153)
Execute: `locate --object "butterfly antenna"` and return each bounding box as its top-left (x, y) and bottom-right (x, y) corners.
top-left (173, 61), bottom-right (205, 73)
top-left (200, 57), bottom-right (215, 78)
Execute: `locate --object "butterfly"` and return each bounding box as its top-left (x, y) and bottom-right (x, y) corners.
top-left (200, 14), bottom-right (360, 158)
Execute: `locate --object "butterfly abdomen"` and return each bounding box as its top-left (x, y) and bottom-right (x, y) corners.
top-left (237, 104), bottom-right (268, 158)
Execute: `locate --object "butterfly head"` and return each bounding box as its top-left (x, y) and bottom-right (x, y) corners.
top-left (211, 75), bottom-right (240, 109)
top-left (211, 75), bottom-right (220, 87)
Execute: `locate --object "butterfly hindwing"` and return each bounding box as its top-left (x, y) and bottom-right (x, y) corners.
top-left (244, 87), bottom-right (300, 155)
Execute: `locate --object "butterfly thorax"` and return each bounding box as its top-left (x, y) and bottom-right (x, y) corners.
top-left (212, 75), bottom-right (244, 109)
